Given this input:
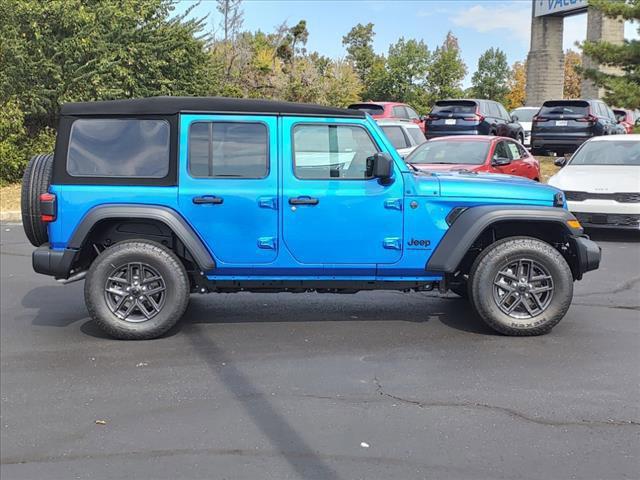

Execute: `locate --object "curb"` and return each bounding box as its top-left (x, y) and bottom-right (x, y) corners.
top-left (0, 210), bottom-right (21, 223)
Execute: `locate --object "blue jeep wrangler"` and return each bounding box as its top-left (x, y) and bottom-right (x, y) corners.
top-left (22, 97), bottom-right (601, 339)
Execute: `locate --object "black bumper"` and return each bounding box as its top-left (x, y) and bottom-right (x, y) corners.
top-left (32, 245), bottom-right (76, 279)
top-left (572, 235), bottom-right (601, 277)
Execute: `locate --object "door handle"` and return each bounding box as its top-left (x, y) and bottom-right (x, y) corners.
top-left (193, 195), bottom-right (223, 205)
top-left (289, 196), bottom-right (319, 206)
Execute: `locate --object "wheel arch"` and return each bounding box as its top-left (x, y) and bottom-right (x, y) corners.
top-left (426, 206), bottom-right (584, 278)
top-left (68, 205), bottom-right (215, 273)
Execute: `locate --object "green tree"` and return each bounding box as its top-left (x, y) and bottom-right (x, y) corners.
top-left (342, 23), bottom-right (376, 82)
top-left (471, 47), bottom-right (510, 103)
top-left (581, 0), bottom-right (640, 108)
top-left (425, 31), bottom-right (467, 103)
top-left (385, 38), bottom-right (431, 110)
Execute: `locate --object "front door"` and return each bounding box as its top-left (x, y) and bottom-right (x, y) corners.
top-left (281, 117), bottom-right (404, 267)
top-left (178, 114), bottom-right (278, 266)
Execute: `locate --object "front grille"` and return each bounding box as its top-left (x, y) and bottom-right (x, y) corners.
top-left (565, 191), bottom-right (640, 203)
top-left (574, 212), bottom-right (640, 227)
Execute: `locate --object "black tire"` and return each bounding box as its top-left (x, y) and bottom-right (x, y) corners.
top-left (21, 154), bottom-right (54, 247)
top-left (448, 272), bottom-right (469, 299)
top-left (85, 240), bottom-right (190, 340)
top-left (468, 236), bottom-right (573, 336)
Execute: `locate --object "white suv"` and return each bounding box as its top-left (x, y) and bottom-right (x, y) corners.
top-left (377, 120), bottom-right (427, 157)
top-left (548, 135), bottom-right (640, 230)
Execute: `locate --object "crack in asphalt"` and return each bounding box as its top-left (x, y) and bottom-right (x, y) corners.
top-left (574, 276), bottom-right (640, 297)
top-left (373, 377), bottom-right (640, 428)
top-left (573, 302), bottom-right (640, 311)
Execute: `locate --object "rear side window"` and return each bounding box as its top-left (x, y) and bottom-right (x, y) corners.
top-left (539, 101), bottom-right (589, 116)
top-left (432, 101), bottom-right (477, 114)
top-left (380, 126), bottom-right (410, 149)
top-left (188, 122), bottom-right (268, 178)
top-left (67, 119), bottom-right (170, 178)
top-left (293, 124), bottom-right (379, 180)
top-left (348, 104), bottom-right (384, 116)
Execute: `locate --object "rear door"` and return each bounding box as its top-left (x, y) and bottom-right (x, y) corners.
top-left (281, 117), bottom-right (404, 268)
top-left (427, 100), bottom-right (480, 136)
top-left (178, 114), bottom-right (278, 265)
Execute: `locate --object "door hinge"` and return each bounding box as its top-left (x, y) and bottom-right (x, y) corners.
top-left (257, 237), bottom-right (277, 250)
top-left (383, 237), bottom-right (402, 250)
top-left (258, 196), bottom-right (277, 209)
top-left (384, 198), bottom-right (403, 210)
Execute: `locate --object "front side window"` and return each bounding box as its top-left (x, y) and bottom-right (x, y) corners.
top-left (406, 107), bottom-right (420, 120)
top-left (188, 122), bottom-right (268, 178)
top-left (67, 119), bottom-right (170, 178)
top-left (380, 126), bottom-right (409, 149)
top-left (493, 141), bottom-right (514, 160)
top-left (293, 124), bottom-right (379, 179)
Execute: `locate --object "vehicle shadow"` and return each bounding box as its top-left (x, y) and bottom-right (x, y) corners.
top-left (22, 285), bottom-right (89, 327)
top-left (586, 228), bottom-right (640, 243)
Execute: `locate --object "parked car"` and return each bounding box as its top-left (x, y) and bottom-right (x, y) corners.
top-left (548, 135), bottom-right (640, 230)
top-left (531, 99), bottom-right (620, 156)
top-left (424, 99), bottom-right (524, 142)
top-left (348, 101), bottom-right (425, 132)
top-left (377, 119), bottom-right (427, 157)
top-left (511, 106), bottom-right (539, 147)
top-left (406, 135), bottom-right (540, 181)
top-left (22, 96), bottom-right (600, 339)
top-left (613, 108), bottom-right (636, 134)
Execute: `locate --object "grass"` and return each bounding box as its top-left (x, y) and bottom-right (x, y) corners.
top-left (537, 157), bottom-right (560, 183)
top-left (1, 183), bottom-right (21, 213)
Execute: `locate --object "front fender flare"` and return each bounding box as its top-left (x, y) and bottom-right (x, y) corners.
top-left (426, 205), bottom-right (582, 273)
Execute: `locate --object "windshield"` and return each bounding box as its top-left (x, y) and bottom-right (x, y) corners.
top-left (570, 140), bottom-right (640, 166)
top-left (348, 103), bottom-right (384, 115)
top-left (431, 101), bottom-right (477, 114)
top-left (407, 140), bottom-right (489, 165)
top-left (511, 108), bottom-right (537, 122)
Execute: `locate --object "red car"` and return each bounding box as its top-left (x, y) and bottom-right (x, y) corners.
top-left (405, 135), bottom-right (541, 181)
top-left (348, 101), bottom-right (426, 132)
top-left (613, 108), bottom-right (636, 134)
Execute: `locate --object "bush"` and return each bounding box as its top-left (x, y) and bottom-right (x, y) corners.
top-left (0, 100), bottom-right (55, 184)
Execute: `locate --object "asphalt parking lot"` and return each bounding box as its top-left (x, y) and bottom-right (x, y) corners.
top-left (1, 223), bottom-right (639, 480)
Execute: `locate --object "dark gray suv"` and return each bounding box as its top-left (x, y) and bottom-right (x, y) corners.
top-left (425, 99), bottom-right (524, 143)
top-left (531, 99), bottom-right (621, 156)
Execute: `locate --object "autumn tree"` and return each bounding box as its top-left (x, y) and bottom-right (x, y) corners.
top-left (581, 0), bottom-right (640, 108)
top-left (471, 47), bottom-right (510, 103)
top-left (563, 50), bottom-right (582, 99)
top-left (505, 61), bottom-right (526, 110)
top-left (425, 31), bottom-right (467, 104)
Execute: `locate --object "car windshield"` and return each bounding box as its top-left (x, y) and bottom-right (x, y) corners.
top-left (431, 101), bottom-right (476, 114)
top-left (512, 109), bottom-right (537, 122)
top-left (406, 140), bottom-right (489, 165)
top-left (570, 140), bottom-right (640, 166)
top-left (348, 104), bottom-right (384, 115)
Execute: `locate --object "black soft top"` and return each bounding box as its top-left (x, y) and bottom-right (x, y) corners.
top-left (60, 96), bottom-right (366, 118)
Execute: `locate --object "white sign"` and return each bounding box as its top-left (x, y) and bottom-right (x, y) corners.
top-left (534, 0), bottom-right (587, 17)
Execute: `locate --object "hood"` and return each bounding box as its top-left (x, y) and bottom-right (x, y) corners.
top-left (410, 171), bottom-right (560, 205)
top-left (413, 163), bottom-right (482, 173)
top-left (548, 165), bottom-right (640, 193)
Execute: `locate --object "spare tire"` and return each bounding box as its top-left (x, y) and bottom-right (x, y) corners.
top-left (21, 153), bottom-right (54, 247)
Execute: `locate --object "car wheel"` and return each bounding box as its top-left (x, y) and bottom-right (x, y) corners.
top-left (21, 153), bottom-right (54, 247)
top-left (468, 237), bottom-right (573, 336)
top-left (85, 240), bottom-right (190, 340)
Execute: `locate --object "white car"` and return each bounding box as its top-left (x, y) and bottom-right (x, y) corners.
top-left (548, 135), bottom-right (640, 230)
top-left (377, 120), bottom-right (427, 157)
top-left (511, 106), bottom-right (539, 147)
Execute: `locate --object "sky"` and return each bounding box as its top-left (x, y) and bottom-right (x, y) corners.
top-left (175, 0), bottom-right (639, 88)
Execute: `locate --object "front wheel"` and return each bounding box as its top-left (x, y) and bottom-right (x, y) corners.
top-left (85, 240), bottom-right (191, 340)
top-left (468, 237), bottom-right (573, 336)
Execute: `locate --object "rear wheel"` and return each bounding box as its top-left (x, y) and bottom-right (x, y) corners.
top-left (468, 237), bottom-right (573, 336)
top-left (21, 154), bottom-right (54, 247)
top-left (85, 240), bottom-right (190, 340)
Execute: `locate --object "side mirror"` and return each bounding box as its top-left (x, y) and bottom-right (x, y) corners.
top-left (492, 156), bottom-right (511, 166)
top-left (554, 156), bottom-right (567, 167)
top-left (367, 152), bottom-right (393, 181)
top-left (511, 114), bottom-right (519, 122)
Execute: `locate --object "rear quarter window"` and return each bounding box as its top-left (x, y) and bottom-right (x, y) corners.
top-left (67, 119), bottom-right (170, 178)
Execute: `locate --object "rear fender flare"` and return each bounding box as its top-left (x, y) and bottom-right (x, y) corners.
top-left (68, 205), bottom-right (216, 271)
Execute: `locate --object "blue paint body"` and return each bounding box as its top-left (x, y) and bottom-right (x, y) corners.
top-left (48, 114), bottom-right (564, 283)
